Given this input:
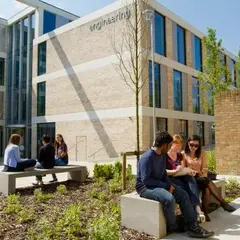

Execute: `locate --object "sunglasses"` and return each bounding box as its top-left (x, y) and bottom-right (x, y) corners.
top-left (189, 143), bottom-right (199, 148)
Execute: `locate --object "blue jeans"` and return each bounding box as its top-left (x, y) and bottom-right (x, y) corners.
top-left (169, 176), bottom-right (200, 206)
top-left (141, 185), bottom-right (196, 231)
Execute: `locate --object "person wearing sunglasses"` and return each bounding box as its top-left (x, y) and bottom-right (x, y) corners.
top-left (136, 131), bottom-right (214, 238)
top-left (166, 135), bottom-right (205, 223)
top-left (183, 135), bottom-right (236, 222)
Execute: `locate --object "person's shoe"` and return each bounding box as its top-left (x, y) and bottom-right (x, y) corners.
top-left (49, 179), bottom-right (58, 183)
top-left (32, 180), bottom-right (44, 186)
top-left (205, 214), bottom-right (211, 222)
top-left (221, 202), bottom-right (236, 212)
top-left (188, 224), bottom-right (214, 238)
top-left (197, 212), bottom-right (206, 223)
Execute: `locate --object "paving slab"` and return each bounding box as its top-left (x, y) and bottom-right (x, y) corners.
top-left (163, 198), bottom-right (240, 240)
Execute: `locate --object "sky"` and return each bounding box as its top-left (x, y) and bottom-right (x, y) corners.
top-left (0, 0), bottom-right (239, 55)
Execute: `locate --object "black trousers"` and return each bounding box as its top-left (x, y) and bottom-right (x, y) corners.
top-left (3, 159), bottom-right (36, 172)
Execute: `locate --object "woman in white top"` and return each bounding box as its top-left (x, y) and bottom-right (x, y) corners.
top-left (3, 134), bottom-right (36, 172)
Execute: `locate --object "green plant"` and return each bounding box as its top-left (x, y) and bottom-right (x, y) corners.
top-left (56, 184), bottom-right (67, 195)
top-left (113, 161), bottom-right (122, 180)
top-left (3, 194), bottom-right (22, 214)
top-left (56, 203), bottom-right (83, 238)
top-left (206, 150), bottom-right (217, 173)
top-left (94, 177), bottom-right (106, 187)
top-left (93, 164), bottom-right (114, 180)
top-left (108, 179), bottom-right (122, 193)
top-left (88, 188), bottom-right (99, 199)
top-left (89, 214), bottom-right (120, 240)
top-left (126, 164), bottom-right (134, 180)
top-left (33, 189), bottom-right (52, 203)
top-left (226, 178), bottom-right (240, 190)
top-left (17, 207), bottom-right (35, 223)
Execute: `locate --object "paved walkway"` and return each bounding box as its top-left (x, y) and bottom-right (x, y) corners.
top-left (164, 198), bottom-right (240, 240)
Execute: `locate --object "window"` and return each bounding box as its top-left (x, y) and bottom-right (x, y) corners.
top-left (230, 59), bottom-right (236, 87)
top-left (194, 36), bottom-right (202, 71)
top-left (31, 13), bottom-right (35, 42)
top-left (43, 11), bottom-right (56, 34)
top-left (178, 120), bottom-right (188, 141)
top-left (192, 77), bottom-right (200, 113)
top-left (157, 118), bottom-right (168, 132)
top-left (37, 122), bottom-right (55, 154)
top-left (173, 70), bottom-right (183, 111)
top-left (177, 25), bottom-right (186, 64)
top-left (149, 61), bottom-right (161, 108)
top-left (38, 41), bottom-right (47, 76)
top-left (0, 92), bottom-right (3, 119)
top-left (154, 12), bottom-right (166, 56)
top-left (0, 58), bottom-right (4, 86)
top-left (196, 121), bottom-right (204, 145)
top-left (37, 82), bottom-right (46, 116)
top-left (210, 123), bottom-right (215, 145)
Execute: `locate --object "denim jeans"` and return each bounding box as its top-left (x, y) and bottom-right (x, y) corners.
top-left (35, 162), bottom-right (43, 181)
top-left (141, 185), bottom-right (196, 230)
top-left (169, 176), bottom-right (200, 206)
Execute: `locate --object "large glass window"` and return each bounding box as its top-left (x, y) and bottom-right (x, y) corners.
top-left (192, 77), bottom-right (200, 113)
top-left (31, 13), bottom-right (35, 42)
top-left (194, 36), bottom-right (202, 71)
top-left (149, 61), bottom-right (161, 108)
top-left (196, 121), bottom-right (205, 146)
top-left (177, 25), bottom-right (186, 64)
top-left (37, 122), bottom-right (55, 154)
top-left (178, 120), bottom-right (188, 141)
top-left (0, 58), bottom-right (4, 86)
top-left (43, 11), bottom-right (56, 34)
top-left (173, 70), bottom-right (183, 111)
top-left (157, 118), bottom-right (168, 132)
top-left (154, 12), bottom-right (166, 56)
top-left (0, 92), bottom-right (3, 120)
top-left (37, 82), bottom-right (46, 116)
top-left (38, 41), bottom-right (47, 76)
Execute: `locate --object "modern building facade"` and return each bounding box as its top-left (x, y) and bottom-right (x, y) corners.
top-left (0, 0), bottom-right (238, 162)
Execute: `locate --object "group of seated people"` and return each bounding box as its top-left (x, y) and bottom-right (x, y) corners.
top-left (2, 133), bottom-right (69, 185)
top-left (136, 131), bottom-right (236, 238)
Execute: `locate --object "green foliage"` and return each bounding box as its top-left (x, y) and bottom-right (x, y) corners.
top-left (33, 189), bottom-right (52, 203)
top-left (126, 164), bottom-right (134, 180)
top-left (88, 189), bottom-right (99, 199)
top-left (55, 203), bottom-right (83, 238)
top-left (88, 214), bottom-right (120, 240)
top-left (226, 178), bottom-right (240, 191)
top-left (113, 161), bottom-right (122, 180)
top-left (108, 179), bottom-right (122, 193)
top-left (198, 28), bottom-right (231, 113)
top-left (236, 50), bottom-right (240, 88)
top-left (224, 197), bottom-right (235, 203)
top-left (206, 150), bottom-right (217, 173)
top-left (3, 194), bottom-right (22, 214)
top-left (18, 208), bottom-right (35, 223)
top-left (56, 184), bottom-right (67, 195)
top-left (98, 192), bottom-right (108, 202)
top-left (94, 177), bottom-right (106, 188)
top-left (93, 164), bottom-right (114, 180)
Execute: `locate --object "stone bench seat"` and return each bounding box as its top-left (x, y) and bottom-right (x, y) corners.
top-left (121, 179), bottom-right (226, 238)
top-left (0, 165), bottom-right (87, 196)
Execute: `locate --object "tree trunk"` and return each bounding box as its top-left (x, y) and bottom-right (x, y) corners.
top-left (136, 92), bottom-right (140, 162)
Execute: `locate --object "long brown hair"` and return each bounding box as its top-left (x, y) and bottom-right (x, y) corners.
top-left (8, 134), bottom-right (21, 146)
top-left (54, 134), bottom-right (66, 150)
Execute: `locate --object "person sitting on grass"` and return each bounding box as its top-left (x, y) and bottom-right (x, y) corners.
top-left (50, 134), bottom-right (69, 183)
top-left (3, 134), bottom-right (36, 172)
top-left (136, 131), bottom-right (214, 238)
top-left (32, 134), bottom-right (55, 186)
top-left (166, 134), bottom-right (205, 223)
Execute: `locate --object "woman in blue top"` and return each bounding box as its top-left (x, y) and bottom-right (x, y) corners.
top-left (50, 134), bottom-right (68, 182)
top-left (3, 134), bottom-right (36, 172)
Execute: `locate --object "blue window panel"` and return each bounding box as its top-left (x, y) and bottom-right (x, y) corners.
top-left (194, 36), bottom-right (202, 71)
top-left (177, 25), bottom-right (186, 64)
top-left (55, 15), bottom-right (71, 28)
top-left (149, 61), bottom-right (161, 108)
top-left (173, 70), bottom-right (183, 111)
top-left (43, 10), bottom-right (56, 34)
top-left (192, 77), bottom-right (200, 113)
top-left (37, 82), bottom-right (46, 116)
top-left (38, 41), bottom-right (47, 76)
top-left (154, 12), bottom-right (166, 56)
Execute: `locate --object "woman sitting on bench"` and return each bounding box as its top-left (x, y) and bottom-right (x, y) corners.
top-left (183, 135), bottom-right (236, 222)
top-left (3, 134), bottom-right (36, 172)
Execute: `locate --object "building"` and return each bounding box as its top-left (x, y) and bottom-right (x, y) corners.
top-left (0, 0), bottom-right (237, 162)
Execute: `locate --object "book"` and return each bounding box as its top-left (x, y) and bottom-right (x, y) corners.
top-left (174, 167), bottom-right (191, 177)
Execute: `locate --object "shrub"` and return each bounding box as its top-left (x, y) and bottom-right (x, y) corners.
top-left (113, 161), bottom-right (122, 180)
top-left (94, 177), bottom-right (106, 188)
top-left (98, 192), bottom-right (108, 202)
top-left (88, 214), bottom-right (120, 240)
top-left (33, 189), bottom-right (52, 203)
top-left (17, 207), bottom-right (35, 223)
top-left (88, 189), bottom-right (99, 199)
top-left (93, 164), bottom-right (114, 180)
top-left (56, 184), bottom-right (67, 195)
top-left (126, 164), bottom-right (134, 180)
top-left (108, 179), bottom-right (122, 193)
top-left (3, 194), bottom-right (22, 214)
top-left (226, 178), bottom-right (240, 190)
top-left (206, 150), bottom-right (217, 173)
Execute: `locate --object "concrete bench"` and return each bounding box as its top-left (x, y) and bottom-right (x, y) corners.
top-left (121, 179), bottom-right (226, 239)
top-left (0, 165), bottom-right (87, 196)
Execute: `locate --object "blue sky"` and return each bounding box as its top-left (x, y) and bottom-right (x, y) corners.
top-left (0, 0), bottom-right (239, 54)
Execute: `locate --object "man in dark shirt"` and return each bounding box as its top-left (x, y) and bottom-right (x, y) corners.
top-left (136, 131), bottom-right (214, 238)
top-left (32, 134), bottom-right (55, 185)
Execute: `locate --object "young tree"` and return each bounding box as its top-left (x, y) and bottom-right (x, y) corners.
top-left (111, 0), bottom-right (152, 161)
top-left (198, 28), bottom-right (231, 114)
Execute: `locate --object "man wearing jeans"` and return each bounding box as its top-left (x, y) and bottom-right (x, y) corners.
top-left (136, 131), bottom-right (214, 238)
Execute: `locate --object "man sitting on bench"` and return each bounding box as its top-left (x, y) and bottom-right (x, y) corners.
top-left (136, 131), bottom-right (214, 238)
top-left (32, 134), bottom-right (55, 186)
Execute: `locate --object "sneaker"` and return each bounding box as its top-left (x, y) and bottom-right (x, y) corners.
top-left (49, 179), bottom-right (58, 183)
top-left (32, 180), bottom-right (44, 186)
top-left (188, 224), bottom-right (214, 238)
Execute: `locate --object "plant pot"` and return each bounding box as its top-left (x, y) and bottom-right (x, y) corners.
top-left (208, 171), bottom-right (217, 180)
